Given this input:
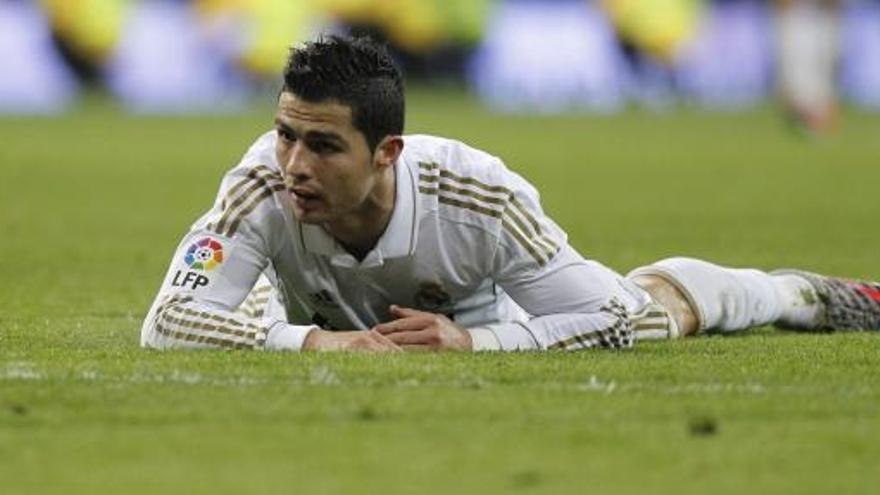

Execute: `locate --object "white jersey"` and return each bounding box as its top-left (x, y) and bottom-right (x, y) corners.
top-left (141, 131), bottom-right (655, 351)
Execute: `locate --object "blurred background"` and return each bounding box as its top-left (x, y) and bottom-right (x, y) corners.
top-left (2, 0), bottom-right (879, 126)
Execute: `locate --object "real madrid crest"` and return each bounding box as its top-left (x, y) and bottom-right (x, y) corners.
top-left (414, 280), bottom-right (451, 311)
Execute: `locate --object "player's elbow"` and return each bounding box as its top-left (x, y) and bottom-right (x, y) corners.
top-left (140, 309), bottom-right (178, 351)
top-left (140, 323), bottom-right (169, 350)
top-left (543, 300), bottom-right (635, 351)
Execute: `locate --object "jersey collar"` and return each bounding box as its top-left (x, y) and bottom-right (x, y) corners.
top-left (298, 157), bottom-right (418, 268)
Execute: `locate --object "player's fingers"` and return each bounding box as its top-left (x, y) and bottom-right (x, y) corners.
top-left (346, 331), bottom-right (401, 352)
top-left (389, 305), bottom-right (429, 318)
top-left (383, 329), bottom-right (435, 346)
top-left (350, 338), bottom-right (400, 353)
top-left (368, 330), bottom-right (403, 352)
top-left (373, 315), bottom-right (433, 334)
top-left (347, 339), bottom-right (383, 352)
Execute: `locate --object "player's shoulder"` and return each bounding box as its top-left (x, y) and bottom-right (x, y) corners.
top-left (402, 134), bottom-right (510, 184)
top-left (404, 134), bottom-right (507, 217)
top-left (402, 134), bottom-right (564, 268)
top-left (403, 134), bottom-right (539, 230)
top-left (199, 130), bottom-right (288, 240)
top-left (224, 130), bottom-right (282, 181)
top-left (402, 134), bottom-right (540, 197)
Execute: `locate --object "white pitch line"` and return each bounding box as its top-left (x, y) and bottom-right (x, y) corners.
top-left (0, 363), bottom-right (876, 397)
top-left (0, 361), bottom-right (44, 381)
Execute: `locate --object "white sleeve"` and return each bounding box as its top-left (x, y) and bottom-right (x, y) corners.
top-left (490, 246), bottom-right (649, 351)
top-left (485, 176), bottom-right (649, 351)
top-left (140, 164), bottom-right (316, 351)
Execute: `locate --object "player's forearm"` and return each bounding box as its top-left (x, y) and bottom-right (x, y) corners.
top-left (472, 304), bottom-right (634, 352)
top-left (527, 304), bottom-right (634, 351)
top-left (467, 324), bottom-right (537, 351)
top-left (140, 296), bottom-right (315, 351)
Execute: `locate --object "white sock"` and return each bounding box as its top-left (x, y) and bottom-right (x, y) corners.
top-left (771, 274), bottom-right (822, 329)
top-left (628, 258), bottom-right (821, 332)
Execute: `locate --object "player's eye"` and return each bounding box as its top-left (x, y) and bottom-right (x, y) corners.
top-left (276, 128), bottom-right (295, 142)
top-left (309, 141), bottom-right (339, 155)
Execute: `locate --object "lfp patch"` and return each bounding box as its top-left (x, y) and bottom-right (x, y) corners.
top-left (184, 238), bottom-right (224, 270)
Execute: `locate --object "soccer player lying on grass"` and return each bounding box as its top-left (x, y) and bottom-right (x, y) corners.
top-left (140, 35), bottom-right (880, 352)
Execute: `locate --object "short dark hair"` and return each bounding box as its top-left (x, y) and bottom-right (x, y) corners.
top-left (282, 35), bottom-right (405, 151)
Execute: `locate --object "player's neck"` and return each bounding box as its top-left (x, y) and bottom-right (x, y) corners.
top-left (324, 168), bottom-right (396, 261)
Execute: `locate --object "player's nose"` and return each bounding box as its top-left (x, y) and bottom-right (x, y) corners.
top-left (283, 141), bottom-right (313, 181)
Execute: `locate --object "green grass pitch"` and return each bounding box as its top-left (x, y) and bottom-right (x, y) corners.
top-left (1, 91), bottom-right (878, 494)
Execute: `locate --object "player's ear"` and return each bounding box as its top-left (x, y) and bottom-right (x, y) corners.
top-left (373, 135), bottom-right (404, 170)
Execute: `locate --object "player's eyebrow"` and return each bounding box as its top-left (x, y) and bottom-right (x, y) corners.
top-left (273, 118), bottom-right (294, 133)
top-left (303, 130), bottom-right (345, 144)
top-left (273, 119), bottom-right (345, 143)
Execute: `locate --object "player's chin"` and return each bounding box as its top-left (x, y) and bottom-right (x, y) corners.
top-left (291, 204), bottom-right (329, 224)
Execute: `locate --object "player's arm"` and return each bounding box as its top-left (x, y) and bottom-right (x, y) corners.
top-left (141, 229), bottom-right (321, 351)
top-left (483, 244), bottom-right (648, 351)
top-left (373, 247), bottom-right (643, 352)
top-left (142, 163), bottom-right (400, 352)
top-left (472, 178), bottom-right (648, 351)
top-left (143, 239), bottom-right (398, 351)
top-left (375, 173), bottom-right (647, 352)
top-left (463, 171), bottom-right (653, 351)
top-left (140, 164), bottom-right (315, 351)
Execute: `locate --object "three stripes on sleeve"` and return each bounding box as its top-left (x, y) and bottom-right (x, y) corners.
top-left (208, 165), bottom-right (286, 238)
top-left (417, 162), bottom-right (560, 267)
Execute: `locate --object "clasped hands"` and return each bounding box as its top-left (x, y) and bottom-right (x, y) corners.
top-left (302, 305), bottom-right (473, 352)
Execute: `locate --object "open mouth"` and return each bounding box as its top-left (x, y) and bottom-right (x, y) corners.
top-left (292, 188), bottom-right (319, 200)
top-left (290, 188), bottom-right (322, 210)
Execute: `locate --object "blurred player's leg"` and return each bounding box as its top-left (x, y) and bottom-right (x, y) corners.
top-left (776, 0), bottom-right (840, 134)
top-left (627, 257), bottom-right (880, 335)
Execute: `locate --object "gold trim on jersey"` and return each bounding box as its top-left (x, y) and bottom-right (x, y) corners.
top-left (417, 162), bottom-right (560, 266)
top-left (152, 295), bottom-right (267, 349)
top-left (209, 165), bottom-right (286, 238)
top-left (216, 166), bottom-right (280, 226)
top-left (418, 187), bottom-right (502, 218)
top-left (154, 322), bottom-right (253, 349)
top-left (161, 308), bottom-right (258, 341)
top-left (633, 323), bottom-right (669, 330)
top-left (167, 304), bottom-right (262, 332)
top-left (225, 183), bottom-right (286, 237)
top-left (221, 164), bottom-right (273, 210)
top-left (508, 196), bottom-right (559, 257)
top-left (237, 291), bottom-right (271, 318)
top-left (546, 299), bottom-right (633, 350)
top-left (250, 285), bottom-right (274, 295)
top-left (632, 310), bottom-right (669, 331)
top-left (546, 320), bottom-right (627, 350)
top-left (629, 305), bottom-right (677, 340)
top-left (501, 217), bottom-right (545, 265)
top-left (418, 176), bottom-right (506, 205)
top-left (421, 166), bottom-right (510, 194)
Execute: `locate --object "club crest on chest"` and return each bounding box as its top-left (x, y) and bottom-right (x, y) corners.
top-left (308, 289), bottom-right (339, 309)
top-left (414, 281), bottom-right (452, 312)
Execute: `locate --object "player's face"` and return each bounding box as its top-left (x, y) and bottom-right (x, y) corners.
top-left (274, 92), bottom-right (381, 225)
